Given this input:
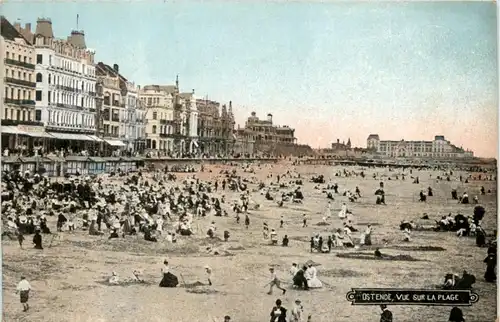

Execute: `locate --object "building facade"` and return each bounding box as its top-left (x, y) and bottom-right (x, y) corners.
top-left (15, 18), bottom-right (98, 150)
top-left (96, 62), bottom-right (145, 152)
top-left (176, 90), bottom-right (199, 153)
top-left (196, 98), bottom-right (235, 155)
top-left (141, 78), bottom-right (199, 156)
top-left (140, 84), bottom-right (177, 153)
top-left (366, 134), bottom-right (474, 159)
top-left (1, 17), bottom-right (38, 150)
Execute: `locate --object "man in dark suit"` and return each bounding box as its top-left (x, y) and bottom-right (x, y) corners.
top-left (270, 299), bottom-right (287, 322)
top-left (380, 304), bottom-right (393, 322)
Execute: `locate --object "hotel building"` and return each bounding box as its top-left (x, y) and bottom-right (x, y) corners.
top-left (366, 134), bottom-right (474, 159)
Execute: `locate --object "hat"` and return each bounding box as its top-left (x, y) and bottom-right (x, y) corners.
top-left (295, 299), bottom-right (301, 303)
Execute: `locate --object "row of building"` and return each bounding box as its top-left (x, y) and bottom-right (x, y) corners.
top-left (1, 16), bottom-right (300, 158)
top-left (315, 135), bottom-right (474, 160)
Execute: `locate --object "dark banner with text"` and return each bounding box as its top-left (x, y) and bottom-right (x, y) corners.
top-left (346, 288), bottom-right (479, 306)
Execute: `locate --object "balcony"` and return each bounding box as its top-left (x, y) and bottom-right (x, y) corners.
top-left (4, 58), bottom-right (35, 69)
top-left (4, 98), bottom-right (36, 106)
top-left (4, 77), bottom-right (36, 87)
top-left (1, 119), bottom-right (43, 126)
top-left (55, 103), bottom-right (84, 110)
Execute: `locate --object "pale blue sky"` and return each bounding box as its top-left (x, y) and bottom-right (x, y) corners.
top-left (3, 1), bottom-right (498, 157)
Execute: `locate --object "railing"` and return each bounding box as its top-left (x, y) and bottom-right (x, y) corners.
top-left (4, 58), bottom-right (35, 69)
top-left (4, 98), bottom-right (36, 105)
top-left (55, 103), bottom-right (84, 110)
top-left (4, 77), bottom-right (36, 87)
top-left (46, 122), bottom-right (95, 130)
top-left (112, 101), bottom-right (120, 107)
top-left (1, 119), bottom-right (43, 126)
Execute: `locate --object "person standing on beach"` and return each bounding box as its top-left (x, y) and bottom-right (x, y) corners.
top-left (302, 214), bottom-right (308, 227)
top-left (16, 276), bottom-right (31, 312)
top-left (380, 305), bottom-right (393, 322)
top-left (205, 266), bottom-right (213, 286)
top-left (17, 230), bottom-right (24, 249)
top-left (270, 299), bottom-right (287, 322)
top-left (245, 214), bottom-right (250, 229)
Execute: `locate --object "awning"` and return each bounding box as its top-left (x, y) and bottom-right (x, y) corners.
top-left (86, 135), bottom-right (104, 142)
top-left (48, 132), bottom-right (95, 141)
top-left (104, 139), bottom-right (126, 147)
top-left (1, 126), bottom-right (28, 135)
top-left (24, 131), bottom-right (55, 138)
top-left (232, 133), bottom-right (237, 139)
top-left (192, 140), bottom-right (199, 148)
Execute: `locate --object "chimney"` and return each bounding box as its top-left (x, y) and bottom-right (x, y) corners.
top-left (113, 64), bottom-right (119, 73)
top-left (192, 89), bottom-right (195, 94)
top-left (25, 23), bottom-right (31, 32)
top-left (68, 30), bottom-right (86, 48)
top-left (35, 18), bottom-right (54, 38)
top-left (337, 139), bottom-right (340, 144)
top-left (14, 22), bottom-right (21, 31)
top-left (267, 113), bottom-right (272, 122)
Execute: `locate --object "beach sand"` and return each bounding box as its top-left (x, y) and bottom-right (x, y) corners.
top-left (2, 163), bottom-right (497, 322)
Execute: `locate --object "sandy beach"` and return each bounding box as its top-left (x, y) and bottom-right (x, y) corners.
top-left (2, 162), bottom-right (497, 322)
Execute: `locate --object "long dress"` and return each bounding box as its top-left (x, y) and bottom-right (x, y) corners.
top-left (484, 254), bottom-right (497, 282)
top-left (338, 204), bottom-right (347, 219)
top-left (305, 266), bottom-right (323, 288)
top-left (159, 266), bottom-right (178, 288)
top-left (360, 227), bottom-right (372, 245)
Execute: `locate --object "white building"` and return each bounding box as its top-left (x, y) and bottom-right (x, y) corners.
top-left (122, 80), bottom-right (146, 152)
top-left (366, 134), bottom-right (474, 159)
top-left (18, 18), bottom-right (97, 143)
top-left (178, 90), bottom-right (199, 153)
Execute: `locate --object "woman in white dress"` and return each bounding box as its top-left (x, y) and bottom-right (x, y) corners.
top-left (359, 225), bottom-right (372, 246)
top-left (338, 203), bottom-right (347, 219)
top-left (305, 264), bottom-right (323, 288)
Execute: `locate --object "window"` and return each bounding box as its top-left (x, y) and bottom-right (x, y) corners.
top-left (24, 56), bottom-right (27, 63)
top-left (27, 111), bottom-right (31, 121)
top-left (48, 91), bottom-right (51, 103)
top-left (152, 125), bottom-right (157, 134)
top-left (36, 90), bottom-right (42, 101)
top-left (22, 111), bottom-right (26, 121)
top-left (153, 112), bottom-right (157, 120)
top-left (18, 55), bottom-right (21, 61)
top-left (6, 52), bottom-right (9, 59)
top-left (49, 55), bottom-right (52, 65)
top-left (23, 90), bottom-right (26, 99)
top-left (147, 98), bottom-right (152, 105)
top-left (16, 110), bottom-right (20, 120)
top-left (36, 73), bottom-right (42, 82)
top-left (48, 74), bottom-right (51, 84)
top-left (4, 87), bottom-right (8, 99)
top-left (36, 54), bottom-right (43, 64)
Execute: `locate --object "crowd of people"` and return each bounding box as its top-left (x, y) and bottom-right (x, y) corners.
top-left (1, 159), bottom-right (497, 321)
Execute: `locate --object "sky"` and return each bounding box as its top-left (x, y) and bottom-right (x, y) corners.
top-left (3, 1), bottom-right (498, 157)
